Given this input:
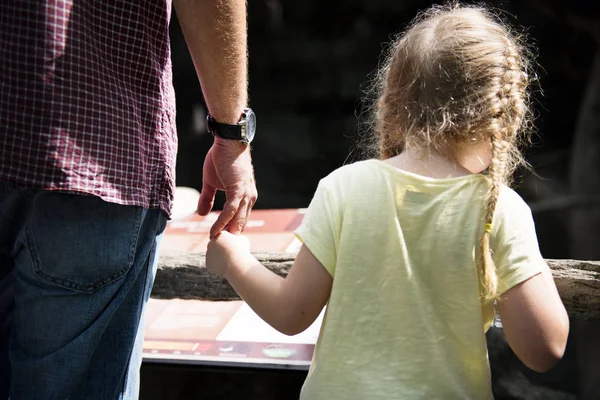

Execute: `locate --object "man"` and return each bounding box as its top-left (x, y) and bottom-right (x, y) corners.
top-left (0, 0), bottom-right (257, 398)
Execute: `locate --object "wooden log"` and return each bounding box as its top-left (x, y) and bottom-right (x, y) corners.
top-left (152, 252), bottom-right (600, 320)
top-left (153, 252), bottom-right (294, 302)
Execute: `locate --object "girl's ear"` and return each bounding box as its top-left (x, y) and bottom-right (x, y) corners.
top-left (455, 135), bottom-right (493, 174)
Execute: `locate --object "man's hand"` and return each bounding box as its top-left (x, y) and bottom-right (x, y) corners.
top-left (197, 138), bottom-right (257, 239)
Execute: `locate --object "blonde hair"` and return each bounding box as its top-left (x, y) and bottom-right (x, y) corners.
top-left (366, 3), bottom-right (534, 301)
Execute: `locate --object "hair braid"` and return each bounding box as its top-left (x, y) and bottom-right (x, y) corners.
top-left (479, 134), bottom-right (505, 301)
top-left (479, 40), bottom-right (528, 302)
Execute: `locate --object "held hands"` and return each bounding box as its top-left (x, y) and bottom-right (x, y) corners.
top-left (197, 138), bottom-right (258, 239)
top-left (206, 231), bottom-right (251, 277)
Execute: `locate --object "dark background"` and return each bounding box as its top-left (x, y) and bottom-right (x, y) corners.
top-left (143, 1), bottom-right (600, 399)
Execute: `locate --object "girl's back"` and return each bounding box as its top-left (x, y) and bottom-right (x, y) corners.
top-left (296, 160), bottom-right (544, 399)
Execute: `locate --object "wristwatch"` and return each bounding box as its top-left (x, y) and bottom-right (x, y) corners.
top-left (206, 108), bottom-right (256, 145)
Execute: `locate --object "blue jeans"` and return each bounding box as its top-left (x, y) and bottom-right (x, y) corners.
top-left (0, 183), bottom-right (167, 399)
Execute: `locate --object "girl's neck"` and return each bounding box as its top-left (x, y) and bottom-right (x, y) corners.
top-left (382, 147), bottom-right (474, 179)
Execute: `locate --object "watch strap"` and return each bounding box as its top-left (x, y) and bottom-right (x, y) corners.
top-left (206, 115), bottom-right (243, 140)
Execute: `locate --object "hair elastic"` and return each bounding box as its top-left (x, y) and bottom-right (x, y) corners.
top-left (484, 223), bottom-right (492, 233)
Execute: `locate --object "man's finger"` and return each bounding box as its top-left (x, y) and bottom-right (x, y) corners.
top-left (227, 198), bottom-right (249, 236)
top-left (210, 196), bottom-right (241, 239)
top-left (244, 206), bottom-right (252, 234)
top-left (197, 183), bottom-right (217, 216)
top-left (244, 194), bottom-right (256, 232)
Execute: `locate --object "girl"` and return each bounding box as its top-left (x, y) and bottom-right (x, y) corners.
top-left (205, 4), bottom-right (569, 399)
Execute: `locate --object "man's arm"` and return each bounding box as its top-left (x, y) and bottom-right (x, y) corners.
top-left (173, 0), bottom-right (247, 123)
top-left (173, 0), bottom-right (257, 238)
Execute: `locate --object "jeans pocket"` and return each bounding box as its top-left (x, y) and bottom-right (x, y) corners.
top-left (25, 192), bottom-right (144, 293)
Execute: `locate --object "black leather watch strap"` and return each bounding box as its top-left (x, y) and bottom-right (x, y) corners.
top-left (206, 115), bottom-right (242, 140)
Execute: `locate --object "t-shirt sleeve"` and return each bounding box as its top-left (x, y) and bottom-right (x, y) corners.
top-left (294, 179), bottom-right (341, 277)
top-left (491, 188), bottom-right (546, 296)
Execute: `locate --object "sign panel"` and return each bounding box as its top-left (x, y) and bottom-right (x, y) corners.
top-left (143, 209), bottom-right (320, 369)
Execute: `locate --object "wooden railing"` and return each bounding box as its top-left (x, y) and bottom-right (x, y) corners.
top-left (152, 253), bottom-right (600, 320)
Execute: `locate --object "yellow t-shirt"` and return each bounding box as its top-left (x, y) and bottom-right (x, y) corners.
top-left (294, 159), bottom-right (545, 400)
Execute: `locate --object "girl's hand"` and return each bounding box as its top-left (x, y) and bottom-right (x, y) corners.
top-left (206, 231), bottom-right (251, 276)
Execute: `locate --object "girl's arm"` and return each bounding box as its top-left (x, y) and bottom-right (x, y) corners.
top-left (497, 264), bottom-right (569, 373)
top-left (206, 232), bottom-right (333, 335)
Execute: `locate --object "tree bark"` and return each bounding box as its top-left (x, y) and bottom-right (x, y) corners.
top-left (152, 252), bottom-right (600, 320)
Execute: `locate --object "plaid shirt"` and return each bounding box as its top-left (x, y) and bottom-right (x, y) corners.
top-left (0, 1), bottom-right (178, 216)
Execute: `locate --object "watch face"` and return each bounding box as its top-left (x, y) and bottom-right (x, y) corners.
top-left (243, 108), bottom-right (256, 143)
